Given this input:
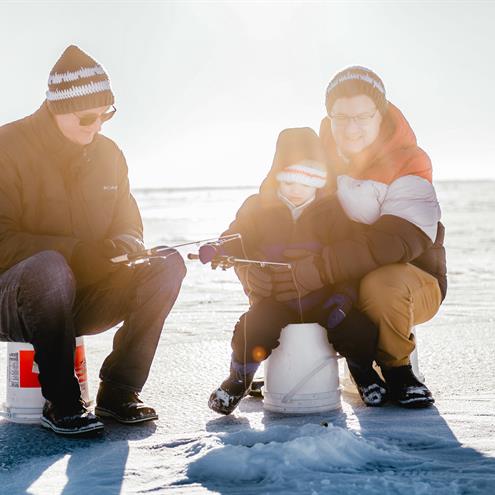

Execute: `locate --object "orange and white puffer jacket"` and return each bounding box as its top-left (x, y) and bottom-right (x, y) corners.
top-left (319, 103), bottom-right (447, 299)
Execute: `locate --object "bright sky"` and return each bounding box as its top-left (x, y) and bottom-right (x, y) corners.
top-left (1, 0), bottom-right (494, 188)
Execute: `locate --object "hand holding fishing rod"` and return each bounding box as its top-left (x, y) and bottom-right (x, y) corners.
top-left (192, 243), bottom-right (330, 302)
top-left (189, 242), bottom-right (292, 301)
top-left (189, 238), bottom-right (349, 329)
top-left (270, 249), bottom-right (329, 301)
top-left (188, 241), bottom-right (291, 270)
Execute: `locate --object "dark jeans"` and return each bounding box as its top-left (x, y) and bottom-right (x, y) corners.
top-left (0, 250), bottom-right (186, 407)
top-left (231, 298), bottom-right (378, 366)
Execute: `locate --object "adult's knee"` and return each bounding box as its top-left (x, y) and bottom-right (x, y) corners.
top-left (165, 250), bottom-right (187, 280)
top-left (359, 264), bottom-right (410, 315)
top-left (133, 250), bottom-right (186, 303)
top-left (150, 250), bottom-right (187, 283)
top-left (19, 250), bottom-right (75, 308)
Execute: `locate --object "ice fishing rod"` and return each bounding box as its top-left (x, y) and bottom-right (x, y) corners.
top-left (187, 253), bottom-right (292, 270)
top-left (110, 234), bottom-right (242, 266)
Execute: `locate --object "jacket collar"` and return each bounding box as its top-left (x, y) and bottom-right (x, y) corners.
top-left (277, 191), bottom-right (316, 221)
top-left (30, 101), bottom-right (91, 164)
top-left (320, 102), bottom-right (429, 180)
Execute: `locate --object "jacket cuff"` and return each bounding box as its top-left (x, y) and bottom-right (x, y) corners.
top-left (112, 234), bottom-right (144, 254)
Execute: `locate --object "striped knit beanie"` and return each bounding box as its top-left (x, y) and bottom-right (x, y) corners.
top-left (325, 66), bottom-right (387, 116)
top-left (276, 162), bottom-right (327, 189)
top-left (46, 45), bottom-right (114, 114)
top-left (274, 128), bottom-right (327, 189)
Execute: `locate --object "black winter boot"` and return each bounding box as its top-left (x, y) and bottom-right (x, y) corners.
top-left (208, 359), bottom-right (259, 415)
top-left (381, 365), bottom-right (434, 408)
top-left (347, 360), bottom-right (388, 407)
top-left (95, 382), bottom-right (158, 424)
top-left (41, 400), bottom-right (104, 436)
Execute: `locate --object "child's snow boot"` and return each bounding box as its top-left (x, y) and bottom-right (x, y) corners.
top-left (208, 359), bottom-right (259, 415)
top-left (381, 364), bottom-right (434, 408)
top-left (347, 359), bottom-right (388, 407)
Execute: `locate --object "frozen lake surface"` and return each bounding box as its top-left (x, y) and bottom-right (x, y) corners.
top-left (1, 181), bottom-right (494, 494)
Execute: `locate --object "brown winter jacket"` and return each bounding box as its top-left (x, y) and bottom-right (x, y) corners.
top-left (221, 188), bottom-right (354, 263)
top-left (0, 102), bottom-right (143, 276)
top-left (221, 186), bottom-right (358, 309)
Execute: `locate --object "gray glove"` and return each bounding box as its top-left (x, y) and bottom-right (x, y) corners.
top-left (271, 249), bottom-right (328, 301)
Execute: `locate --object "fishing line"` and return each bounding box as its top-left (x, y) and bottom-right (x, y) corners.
top-left (238, 235), bottom-right (251, 390)
top-left (291, 269), bottom-right (304, 324)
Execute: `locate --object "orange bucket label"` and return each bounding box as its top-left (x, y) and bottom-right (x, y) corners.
top-left (19, 350), bottom-right (41, 388)
top-left (11, 344), bottom-right (87, 389)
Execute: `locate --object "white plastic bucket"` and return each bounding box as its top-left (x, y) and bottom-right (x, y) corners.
top-left (340, 326), bottom-right (424, 394)
top-left (0, 336), bottom-right (89, 424)
top-left (263, 323), bottom-right (341, 414)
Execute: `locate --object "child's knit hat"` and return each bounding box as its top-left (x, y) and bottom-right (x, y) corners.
top-left (274, 128), bottom-right (327, 189)
top-left (276, 162), bottom-right (327, 189)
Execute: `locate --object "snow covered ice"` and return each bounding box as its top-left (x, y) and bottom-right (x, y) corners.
top-left (1, 182), bottom-right (494, 494)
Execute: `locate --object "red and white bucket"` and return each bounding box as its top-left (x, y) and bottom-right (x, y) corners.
top-left (0, 336), bottom-right (89, 424)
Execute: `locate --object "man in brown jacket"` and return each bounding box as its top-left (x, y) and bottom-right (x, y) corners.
top-left (0, 45), bottom-right (186, 435)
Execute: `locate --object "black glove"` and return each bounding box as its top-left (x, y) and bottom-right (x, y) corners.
top-left (234, 264), bottom-right (273, 301)
top-left (271, 249), bottom-right (327, 301)
top-left (71, 239), bottom-right (119, 287)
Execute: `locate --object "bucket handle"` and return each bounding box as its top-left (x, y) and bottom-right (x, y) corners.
top-left (281, 355), bottom-right (338, 404)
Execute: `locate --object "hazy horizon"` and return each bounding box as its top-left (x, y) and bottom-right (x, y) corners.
top-left (2, 1), bottom-right (494, 188)
top-left (130, 176), bottom-right (494, 192)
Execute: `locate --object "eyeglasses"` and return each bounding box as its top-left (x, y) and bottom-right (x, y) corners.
top-left (328, 108), bottom-right (378, 127)
top-left (74, 105), bottom-right (117, 126)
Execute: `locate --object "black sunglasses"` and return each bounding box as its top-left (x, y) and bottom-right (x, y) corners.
top-left (74, 105), bottom-right (117, 126)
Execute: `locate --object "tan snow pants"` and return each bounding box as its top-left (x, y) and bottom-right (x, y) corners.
top-left (358, 263), bottom-right (442, 368)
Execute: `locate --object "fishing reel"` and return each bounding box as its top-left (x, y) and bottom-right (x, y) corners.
top-left (110, 246), bottom-right (177, 267)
